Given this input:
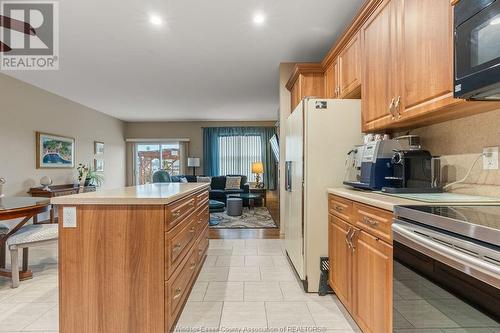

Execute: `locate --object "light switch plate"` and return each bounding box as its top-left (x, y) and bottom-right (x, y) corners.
top-left (63, 207), bottom-right (77, 228)
top-left (483, 147), bottom-right (499, 170)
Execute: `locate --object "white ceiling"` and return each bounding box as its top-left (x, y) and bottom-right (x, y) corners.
top-left (6, 0), bottom-right (364, 122)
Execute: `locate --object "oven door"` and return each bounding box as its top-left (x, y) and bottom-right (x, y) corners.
top-left (392, 219), bottom-right (500, 289)
top-left (454, 0), bottom-right (500, 99)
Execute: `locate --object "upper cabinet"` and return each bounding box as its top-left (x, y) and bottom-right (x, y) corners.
top-left (324, 59), bottom-right (339, 99)
top-left (339, 31), bottom-right (362, 98)
top-left (286, 0), bottom-right (500, 125)
top-left (360, 0), bottom-right (397, 131)
top-left (286, 63), bottom-right (325, 112)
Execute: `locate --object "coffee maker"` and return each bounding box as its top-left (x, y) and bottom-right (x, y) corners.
top-left (381, 136), bottom-right (442, 193)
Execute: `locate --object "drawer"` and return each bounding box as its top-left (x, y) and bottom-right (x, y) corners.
top-left (166, 214), bottom-right (197, 278)
top-left (195, 190), bottom-right (209, 206)
top-left (329, 195), bottom-right (353, 222)
top-left (353, 203), bottom-right (393, 243)
top-left (196, 225), bottom-right (209, 263)
top-left (165, 195), bottom-right (196, 231)
top-left (166, 247), bottom-right (198, 331)
top-left (194, 204), bottom-right (209, 234)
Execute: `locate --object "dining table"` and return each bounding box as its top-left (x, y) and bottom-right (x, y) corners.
top-left (0, 197), bottom-right (50, 281)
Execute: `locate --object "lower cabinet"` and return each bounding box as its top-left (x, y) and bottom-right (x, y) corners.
top-left (328, 194), bottom-right (393, 333)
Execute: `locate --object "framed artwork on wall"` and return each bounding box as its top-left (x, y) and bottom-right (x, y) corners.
top-left (94, 141), bottom-right (105, 172)
top-left (36, 132), bottom-right (75, 169)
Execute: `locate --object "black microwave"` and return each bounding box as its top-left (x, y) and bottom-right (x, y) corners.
top-left (454, 0), bottom-right (500, 100)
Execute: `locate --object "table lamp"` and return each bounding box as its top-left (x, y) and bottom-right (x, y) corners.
top-left (252, 162), bottom-right (264, 188)
top-left (188, 158), bottom-right (200, 176)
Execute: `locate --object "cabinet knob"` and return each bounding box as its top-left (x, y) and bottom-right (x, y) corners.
top-left (173, 288), bottom-right (182, 299)
top-left (335, 205), bottom-right (344, 213)
top-left (172, 210), bottom-right (181, 218)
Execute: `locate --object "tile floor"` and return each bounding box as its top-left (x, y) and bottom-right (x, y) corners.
top-left (0, 239), bottom-right (357, 333)
top-left (1, 239), bottom-right (498, 333)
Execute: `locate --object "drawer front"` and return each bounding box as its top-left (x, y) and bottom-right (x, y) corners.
top-left (166, 196), bottom-right (196, 230)
top-left (329, 195), bottom-right (353, 222)
top-left (196, 190), bottom-right (209, 206)
top-left (195, 204), bottom-right (209, 234)
top-left (166, 248), bottom-right (198, 330)
top-left (353, 203), bottom-right (393, 243)
top-left (166, 214), bottom-right (197, 277)
top-left (196, 225), bottom-right (209, 263)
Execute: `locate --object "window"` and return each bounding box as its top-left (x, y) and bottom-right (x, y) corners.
top-left (135, 142), bottom-right (180, 185)
top-left (218, 135), bottom-right (262, 182)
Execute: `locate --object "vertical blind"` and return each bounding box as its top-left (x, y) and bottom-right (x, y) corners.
top-left (218, 135), bottom-right (262, 182)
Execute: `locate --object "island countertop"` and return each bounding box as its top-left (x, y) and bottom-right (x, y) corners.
top-left (51, 182), bottom-right (210, 205)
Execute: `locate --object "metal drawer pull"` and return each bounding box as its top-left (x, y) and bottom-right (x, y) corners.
top-left (345, 227), bottom-right (353, 249)
top-left (189, 201), bottom-right (195, 207)
top-left (363, 216), bottom-right (378, 226)
top-left (349, 230), bottom-right (358, 252)
top-left (173, 288), bottom-right (182, 299)
top-left (335, 205), bottom-right (344, 212)
top-left (189, 227), bottom-right (196, 233)
top-left (190, 261), bottom-right (196, 269)
top-left (172, 211), bottom-right (181, 218)
top-left (173, 243), bottom-right (182, 252)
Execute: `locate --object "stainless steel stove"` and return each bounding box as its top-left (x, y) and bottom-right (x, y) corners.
top-left (392, 205), bottom-right (500, 328)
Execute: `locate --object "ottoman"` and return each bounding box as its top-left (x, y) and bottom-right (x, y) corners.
top-left (209, 200), bottom-right (225, 213)
top-left (226, 197), bottom-right (243, 217)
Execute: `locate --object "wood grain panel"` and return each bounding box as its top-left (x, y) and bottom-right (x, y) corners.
top-left (328, 194), bottom-right (353, 222)
top-left (339, 31), bottom-right (362, 98)
top-left (361, 0), bottom-right (397, 131)
top-left (59, 205), bottom-right (165, 333)
top-left (324, 59), bottom-right (339, 99)
top-left (354, 230), bottom-right (393, 333)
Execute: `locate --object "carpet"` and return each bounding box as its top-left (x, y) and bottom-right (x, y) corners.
top-left (210, 207), bottom-right (277, 229)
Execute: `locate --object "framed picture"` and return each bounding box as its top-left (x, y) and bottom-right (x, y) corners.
top-left (36, 132), bottom-right (75, 169)
top-left (94, 159), bottom-right (104, 172)
top-left (94, 141), bottom-right (104, 155)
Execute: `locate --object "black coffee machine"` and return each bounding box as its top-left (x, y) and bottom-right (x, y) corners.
top-left (381, 137), bottom-right (442, 193)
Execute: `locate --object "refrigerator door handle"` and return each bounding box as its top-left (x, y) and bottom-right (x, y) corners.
top-left (285, 161), bottom-right (292, 192)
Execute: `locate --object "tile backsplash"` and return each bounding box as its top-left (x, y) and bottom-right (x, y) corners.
top-left (405, 108), bottom-right (500, 197)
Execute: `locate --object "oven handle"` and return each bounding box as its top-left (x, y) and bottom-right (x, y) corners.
top-left (392, 220), bottom-right (500, 289)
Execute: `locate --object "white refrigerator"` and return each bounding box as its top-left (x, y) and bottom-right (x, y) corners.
top-left (284, 98), bottom-right (361, 292)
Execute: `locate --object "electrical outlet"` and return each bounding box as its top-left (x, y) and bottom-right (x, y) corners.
top-left (483, 147), bottom-right (499, 170)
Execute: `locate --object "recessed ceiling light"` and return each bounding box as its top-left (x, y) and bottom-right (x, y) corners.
top-left (491, 17), bottom-right (500, 25)
top-left (253, 13), bottom-right (265, 25)
top-left (149, 15), bottom-right (163, 26)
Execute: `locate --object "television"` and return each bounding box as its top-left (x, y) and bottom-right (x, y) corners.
top-left (269, 134), bottom-right (279, 163)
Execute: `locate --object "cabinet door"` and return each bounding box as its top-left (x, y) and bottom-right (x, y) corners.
top-left (329, 215), bottom-right (353, 309)
top-left (360, 0), bottom-right (397, 132)
top-left (353, 230), bottom-right (393, 333)
top-left (290, 80), bottom-right (301, 112)
top-left (395, 0), bottom-right (456, 121)
top-left (324, 59), bottom-right (339, 99)
top-left (339, 32), bottom-right (361, 99)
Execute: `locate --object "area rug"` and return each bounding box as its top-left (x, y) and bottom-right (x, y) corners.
top-left (210, 207), bottom-right (277, 229)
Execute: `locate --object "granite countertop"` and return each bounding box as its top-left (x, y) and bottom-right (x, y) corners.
top-left (51, 183), bottom-right (210, 205)
top-left (328, 187), bottom-right (419, 211)
top-left (328, 187), bottom-right (500, 212)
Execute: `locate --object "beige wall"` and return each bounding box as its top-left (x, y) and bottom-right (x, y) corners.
top-left (408, 108), bottom-right (500, 197)
top-left (124, 120), bottom-right (276, 176)
top-left (278, 63), bottom-right (294, 236)
top-left (0, 74), bottom-right (126, 197)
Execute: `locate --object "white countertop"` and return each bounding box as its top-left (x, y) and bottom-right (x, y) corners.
top-left (51, 183), bottom-right (210, 205)
top-left (327, 187), bottom-right (500, 211)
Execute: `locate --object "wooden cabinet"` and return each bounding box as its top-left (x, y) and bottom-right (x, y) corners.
top-left (58, 188), bottom-right (210, 333)
top-left (286, 63), bottom-right (325, 112)
top-left (354, 230), bottom-right (393, 333)
top-left (339, 31), bottom-right (362, 98)
top-left (328, 215), bottom-right (354, 309)
top-left (324, 59), bottom-right (339, 99)
top-left (328, 194), bottom-right (393, 333)
top-left (360, 0), bottom-right (397, 131)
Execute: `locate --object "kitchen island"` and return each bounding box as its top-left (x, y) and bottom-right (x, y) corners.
top-left (51, 183), bottom-right (210, 333)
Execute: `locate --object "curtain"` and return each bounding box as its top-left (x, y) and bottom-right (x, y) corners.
top-left (202, 127), bottom-right (277, 189)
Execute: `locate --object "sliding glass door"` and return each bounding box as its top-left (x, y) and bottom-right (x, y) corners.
top-left (135, 142), bottom-right (181, 185)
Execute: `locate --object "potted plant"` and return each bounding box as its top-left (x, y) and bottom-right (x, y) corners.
top-left (77, 163), bottom-right (104, 187)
